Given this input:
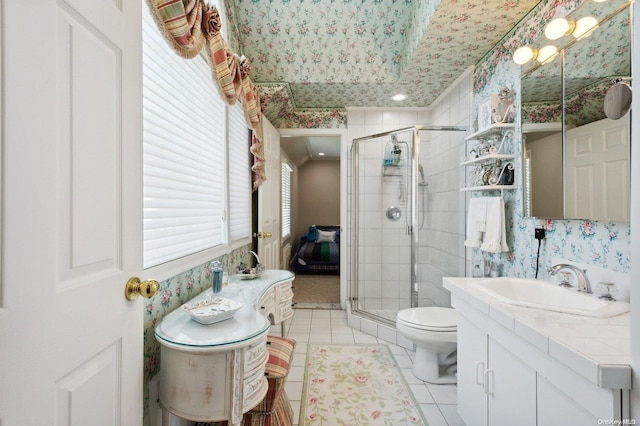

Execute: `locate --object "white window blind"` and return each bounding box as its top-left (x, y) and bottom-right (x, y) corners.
top-left (228, 102), bottom-right (251, 242)
top-left (143, 5), bottom-right (225, 268)
top-left (281, 162), bottom-right (292, 238)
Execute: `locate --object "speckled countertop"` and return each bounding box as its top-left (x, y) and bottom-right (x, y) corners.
top-left (444, 277), bottom-right (631, 390)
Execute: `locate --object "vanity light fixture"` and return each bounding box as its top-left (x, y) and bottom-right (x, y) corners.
top-left (512, 46), bottom-right (537, 65)
top-left (536, 45), bottom-right (559, 64)
top-left (572, 16), bottom-right (599, 39)
top-left (513, 44), bottom-right (559, 66)
top-left (544, 17), bottom-right (574, 40)
top-left (545, 16), bottom-right (599, 40)
top-left (392, 94), bottom-right (406, 101)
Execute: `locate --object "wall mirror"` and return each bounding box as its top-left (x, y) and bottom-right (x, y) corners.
top-left (521, 0), bottom-right (631, 222)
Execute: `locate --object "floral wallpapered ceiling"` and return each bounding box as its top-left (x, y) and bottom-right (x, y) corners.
top-left (226, 0), bottom-right (540, 127)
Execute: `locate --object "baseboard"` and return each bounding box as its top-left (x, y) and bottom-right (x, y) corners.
top-left (294, 302), bottom-right (342, 310)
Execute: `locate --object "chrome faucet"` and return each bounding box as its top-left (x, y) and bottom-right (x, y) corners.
top-left (548, 264), bottom-right (592, 294)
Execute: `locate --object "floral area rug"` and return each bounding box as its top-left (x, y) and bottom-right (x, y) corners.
top-left (300, 344), bottom-right (427, 425)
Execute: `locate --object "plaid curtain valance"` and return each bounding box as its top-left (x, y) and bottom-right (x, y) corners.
top-left (146, 0), bottom-right (266, 190)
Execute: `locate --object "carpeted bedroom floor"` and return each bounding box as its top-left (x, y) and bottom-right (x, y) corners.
top-left (292, 274), bottom-right (341, 309)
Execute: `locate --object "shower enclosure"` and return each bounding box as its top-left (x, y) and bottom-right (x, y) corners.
top-left (349, 126), bottom-right (467, 326)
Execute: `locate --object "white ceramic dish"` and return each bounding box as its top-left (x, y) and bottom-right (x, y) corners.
top-left (182, 297), bottom-right (243, 324)
top-left (238, 269), bottom-right (263, 280)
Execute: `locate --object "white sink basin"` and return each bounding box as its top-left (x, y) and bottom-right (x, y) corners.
top-left (469, 277), bottom-right (630, 318)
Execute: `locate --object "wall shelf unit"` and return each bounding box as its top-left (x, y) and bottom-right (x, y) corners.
top-left (465, 123), bottom-right (515, 141)
top-left (461, 123), bottom-right (516, 191)
top-left (460, 153), bottom-right (516, 167)
top-left (460, 185), bottom-right (516, 192)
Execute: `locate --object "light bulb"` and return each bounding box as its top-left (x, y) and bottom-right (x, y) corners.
top-left (537, 45), bottom-right (559, 64)
top-left (545, 17), bottom-right (575, 40)
top-left (513, 46), bottom-right (537, 65)
top-left (573, 16), bottom-right (598, 39)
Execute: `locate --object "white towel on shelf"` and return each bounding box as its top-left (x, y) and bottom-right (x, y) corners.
top-left (480, 197), bottom-right (509, 253)
top-left (464, 197), bottom-right (488, 248)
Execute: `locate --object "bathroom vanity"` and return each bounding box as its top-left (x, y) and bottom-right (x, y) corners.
top-left (444, 277), bottom-right (631, 425)
top-left (154, 270), bottom-right (295, 425)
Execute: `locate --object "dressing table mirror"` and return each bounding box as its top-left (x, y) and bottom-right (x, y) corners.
top-left (521, 0), bottom-right (631, 221)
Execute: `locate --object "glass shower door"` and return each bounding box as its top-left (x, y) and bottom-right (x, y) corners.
top-left (351, 128), bottom-right (416, 325)
top-left (349, 126), bottom-right (467, 326)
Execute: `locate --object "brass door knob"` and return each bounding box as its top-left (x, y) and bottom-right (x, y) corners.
top-left (255, 231), bottom-right (272, 239)
top-left (125, 277), bottom-right (160, 301)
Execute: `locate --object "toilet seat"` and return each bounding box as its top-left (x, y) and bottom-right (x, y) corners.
top-left (397, 307), bottom-right (457, 332)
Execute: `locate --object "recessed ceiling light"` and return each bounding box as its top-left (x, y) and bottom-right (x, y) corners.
top-left (392, 94), bottom-right (406, 101)
top-left (318, 152), bottom-right (325, 156)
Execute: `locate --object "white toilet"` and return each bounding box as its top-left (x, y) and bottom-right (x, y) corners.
top-left (396, 307), bottom-right (458, 384)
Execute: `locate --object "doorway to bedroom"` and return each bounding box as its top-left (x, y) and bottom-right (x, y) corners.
top-left (280, 132), bottom-right (344, 309)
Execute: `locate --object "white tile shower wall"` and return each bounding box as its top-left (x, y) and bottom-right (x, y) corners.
top-left (417, 70), bottom-right (472, 308)
top-left (346, 72), bottom-right (471, 342)
top-left (348, 109), bottom-right (430, 315)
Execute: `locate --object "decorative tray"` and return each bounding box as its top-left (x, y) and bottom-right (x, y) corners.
top-left (182, 297), bottom-right (243, 325)
top-left (238, 268), bottom-right (263, 280)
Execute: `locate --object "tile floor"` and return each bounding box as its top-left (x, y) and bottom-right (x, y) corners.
top-left (275, 308), bottom-right (465, 426)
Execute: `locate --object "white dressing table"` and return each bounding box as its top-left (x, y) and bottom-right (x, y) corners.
top-left (155, 269), bottom-right (295, 425)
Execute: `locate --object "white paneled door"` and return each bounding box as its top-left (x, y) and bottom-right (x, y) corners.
top-left (257, 118), bottom-right (281, 269)
top-left (565, 115), bottom-right (631, 221)
top-left (0, 0), bottom-right (144, 424)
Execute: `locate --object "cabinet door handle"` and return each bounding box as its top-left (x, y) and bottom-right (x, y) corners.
top-left (475, 361), bottom-right (485, 386)
top-left (484, 369), bottom-right (494, 396)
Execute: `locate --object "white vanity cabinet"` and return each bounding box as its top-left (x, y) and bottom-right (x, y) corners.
top-left (537, 375), bottom-right (599, 425)
top-left (276, 280), bottom-right (294, 321)
top-left (458, 315), bottom-right (536, 426)
top-left (155, 269), bottom-right (296, 425)
top-left (158, 332), bottom-right (270, 424)
top-left (447, 277), bottom-right (631, 425)
top-left (256, 274), bottom-right (294, 335)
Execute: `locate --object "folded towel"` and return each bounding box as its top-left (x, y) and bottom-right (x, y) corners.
top-left (464, 197), bottom-right (488, 248)
top-left (481, 197), bottom-right (509, 253)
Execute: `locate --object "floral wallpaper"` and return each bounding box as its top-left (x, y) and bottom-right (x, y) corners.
top-left (563, 79), bottom-right (609, 127)
top-left (142, 245), bottom-right (251, 417)
top-left (258, 83), bottom-right (348, 129)
top-left (472, 0), bottom-right (631, 279)
top-left (401, 0), bottom-right (439, 73)
top-left (226, 0), bottom-right (539, 127)
top-left (522, 101), bottom-right (562, 124)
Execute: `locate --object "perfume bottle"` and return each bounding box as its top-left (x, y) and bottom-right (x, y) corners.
top-left (492, 86), bottom-right (515, 124)
top-left (211, 260), bottom-right (223, 294)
